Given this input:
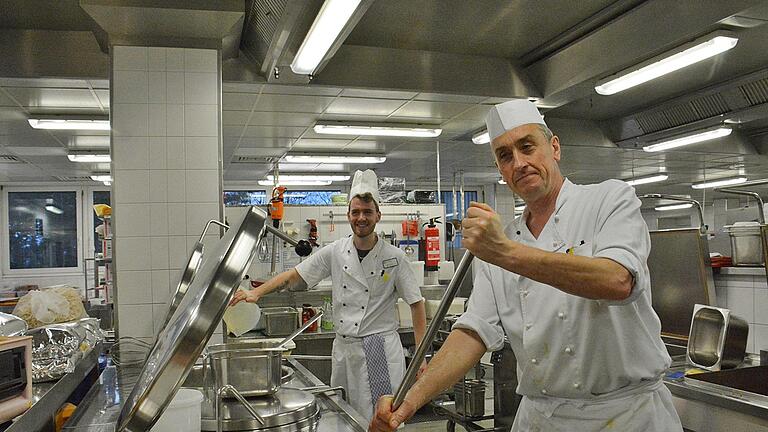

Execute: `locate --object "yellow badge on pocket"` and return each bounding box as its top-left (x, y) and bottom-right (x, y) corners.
top-left (382, 273), bottom-right (390, 282)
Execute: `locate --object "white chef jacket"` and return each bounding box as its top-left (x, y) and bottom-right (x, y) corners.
top-left (454, 179), bottom-right (681, 431)
top-left (295, 235), bottom-right (422, 422)
top-left (295, 235), bottom-right (423, 336)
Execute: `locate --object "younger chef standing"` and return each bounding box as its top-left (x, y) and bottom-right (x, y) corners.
top-left (230, 169), bottom-right (427, 422)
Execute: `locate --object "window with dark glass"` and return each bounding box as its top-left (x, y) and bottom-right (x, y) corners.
top-left (8, 191), bottom-right (78, 269)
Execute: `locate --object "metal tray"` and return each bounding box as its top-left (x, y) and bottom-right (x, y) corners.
top-left (117, 206), bottom-right (268, 432)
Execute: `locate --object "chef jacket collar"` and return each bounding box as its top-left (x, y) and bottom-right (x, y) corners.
top-left (517, 178), bottom-right (573, 229)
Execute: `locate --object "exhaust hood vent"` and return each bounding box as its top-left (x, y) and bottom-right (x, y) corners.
top-left (635, 93), bottom-right (729, 134)
top-left (233, 156), bottom-right (272, 163)
top-left (739, 77), bottom-right (768, 106)
top-left (241, 0), bottom-right (288, 65)
top-left (0, 155), bottom-right (22, 163)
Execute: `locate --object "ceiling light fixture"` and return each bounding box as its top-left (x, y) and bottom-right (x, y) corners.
top-left (291, 0), bottom-right (363, 75)
top-left (314, 123), bottom-right (442, 138)
top-left (67, 153), bottom-right (111, 163)
top-left (258, 180), bottom-right (333, 186)
top-left (691, 176), bottom-right (747, 190)
top-left (44, 198), bottom-right (63, 215)
top-left (655, 203), bottom-right (693, 212)
top-left (90, 175), bottom-right (112, 183)
top-left (595, 31), bottom-right (738, 96)
top-left (283, 154), bottom-right (386, 164)
top-left (642, 127), bottom-right (732, 152)
top-left (28, 118), bottom-right (110, 131)
top-left (472, 130), bottom-right (490, 145)
top-left (625, 173), bottom-right (669, 186)
top-left (266, 174), bottom-right (350, 182)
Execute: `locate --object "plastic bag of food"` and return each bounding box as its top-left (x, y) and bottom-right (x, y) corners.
top-left (13, 286), bottom-right (88, 329)
top-left (223, 293), bottom-right (261, 337)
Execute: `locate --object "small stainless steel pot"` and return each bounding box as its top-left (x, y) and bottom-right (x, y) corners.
top-left (205, 345), bottom-right (286, 397)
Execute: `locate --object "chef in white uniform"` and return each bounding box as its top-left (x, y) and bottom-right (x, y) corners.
top-left (370, 100), bottom-right (683, 432)
top-left (231, 170), bottom-right (426, 423)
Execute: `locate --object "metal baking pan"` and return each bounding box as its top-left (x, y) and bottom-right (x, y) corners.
top-left (263, 307), bottom-right (299, 336)
top-left (117, 206), bottom-right (267, 432)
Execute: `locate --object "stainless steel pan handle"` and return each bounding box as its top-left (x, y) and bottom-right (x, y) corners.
top-left (392, 250), bottom-right (474, 410)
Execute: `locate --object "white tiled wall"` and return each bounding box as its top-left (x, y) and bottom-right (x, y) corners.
top-left (713, 271), bottom-right (768, 354)
top-left (111, 46), bottom-right (222, 345)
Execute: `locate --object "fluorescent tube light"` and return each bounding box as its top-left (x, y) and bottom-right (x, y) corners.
top-left (691, 176), bottom-right (747, 190)
top-left (625, 173), bottom-right (668, 186)
top-left (291, 0), bottom-right (362, 75)
top-left (283, 154), bottom-right (386, 164)
top-left (44, 198), bottom-right (63, 215)
top-left (266, 174), bottom-right (350, 182)
top-left (314, 124), bottom-right (442, 138)
top-left (643, 127), bottom-right (732, 152)
top-left (595, 33), bottom-right (738, 95)
top-left (28, 118), bottom-right (110, 131)
top-left (68, 154), bottom-right (111, 163)
top-left (655, 203), bottom-right (693, 212)
top-left (472, 130), bottom-right (490, 145)
top-left (258, 180), bottom-right (333, 186)
top-left (90, 175), bottom-right (112, 183)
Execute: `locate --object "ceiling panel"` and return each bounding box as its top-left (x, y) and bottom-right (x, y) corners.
top-left (246, 112), bottom-right (317, 127)
top-left (253, 94), bottom-right (335, 114)
top-left (263, 84), bottom-right (342, 97)
top-left (223, 110), bottom-right (252, 126)
top-left (223, 93), bottom-right (258, 111)
top-left (391, 100), bottom-right (476, 120)
top-left (240, 126), bottom-right (308, 138)
top-left (325, 97), bottom-right (406, 116)
top-left (235, 137), bottom-right (295, 148)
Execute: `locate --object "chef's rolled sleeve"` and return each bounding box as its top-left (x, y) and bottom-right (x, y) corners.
top-left (295, 244), bottom-right (333, 288)
top-left (452, 261), bottom-right (505, 351)
top-left (395, 254), bottom-right (423, 305)
top-left (592, 180), bottom-right (651, 305)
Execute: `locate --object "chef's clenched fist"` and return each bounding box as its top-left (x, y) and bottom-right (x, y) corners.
top-left (461, 201), bottom-right (512, 265)
top-left (229, 289), bottom-right (261, 306)
top-left (368, 396), bottom-right (417, 431)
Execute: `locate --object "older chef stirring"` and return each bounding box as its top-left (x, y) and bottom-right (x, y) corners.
top-left (231, 169), bottom-right (426, 422)
top-left (370, 100), bottom-right (683, 432)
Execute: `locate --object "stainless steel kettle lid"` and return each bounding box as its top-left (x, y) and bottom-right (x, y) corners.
top-left (117, 206), bottom-right (268, 432)
top-left (202, 388), bottom-right (319, 431)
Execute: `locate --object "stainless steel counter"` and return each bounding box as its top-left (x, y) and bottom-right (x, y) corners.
top-left (663, 355), bottom-right (768, 431)
top-left (6, 346), bottom-right (101, 432)
top-left (61, 356), bottom-right (367, 431)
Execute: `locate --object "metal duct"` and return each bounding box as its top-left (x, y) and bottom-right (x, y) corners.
top-left (240, 0), bottom-right (288, 67)
top-left (635, 93), bottom-right (730, 134)
top-left (739, 77), bottom-right (768, 105)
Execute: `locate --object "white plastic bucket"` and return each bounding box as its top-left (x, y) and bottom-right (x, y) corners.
top-left (150, 388), bottom-right (203, 432)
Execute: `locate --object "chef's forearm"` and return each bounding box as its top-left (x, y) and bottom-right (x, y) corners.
top-left (409, 300), bottom-right (426, 346)
top-left (254, 268), bottom-right (307, 297)
top-left (404, 328), bottom-right (485, 409)
top-left (494, 241), bottom-right (633, 301)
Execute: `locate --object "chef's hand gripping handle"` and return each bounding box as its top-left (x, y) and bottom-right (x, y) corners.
top-left (392, 250), bottom-right (475, 410)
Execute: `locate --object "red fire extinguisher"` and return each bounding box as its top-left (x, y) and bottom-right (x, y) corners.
top-left (423, 217), bottom-right (441, 271)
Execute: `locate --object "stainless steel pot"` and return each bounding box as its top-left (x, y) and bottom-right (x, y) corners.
top-left (183, 363), bottom-right (294, 391)
top-left (687, 304), bottom-right (749, 371)
top-left (206, 346), bottom-right (285, 397)
top-left (724, 222), bottom-right (764, 266)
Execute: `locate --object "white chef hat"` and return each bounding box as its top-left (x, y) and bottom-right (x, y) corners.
top-left (486, 99), bottom-right (547, 141)
top-left (349, 169), bottom-right (381, 204)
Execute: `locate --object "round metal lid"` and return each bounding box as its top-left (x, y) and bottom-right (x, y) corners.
top-left (117, 206), bottom-right (268, 432)
top-left (202, 388), bottom-right (319, 431)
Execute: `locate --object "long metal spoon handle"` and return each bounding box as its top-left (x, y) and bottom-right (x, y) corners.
top-left (277, 311), bottom-right (323, 349)
top-left (392, 250), bottom-right (474, 410)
